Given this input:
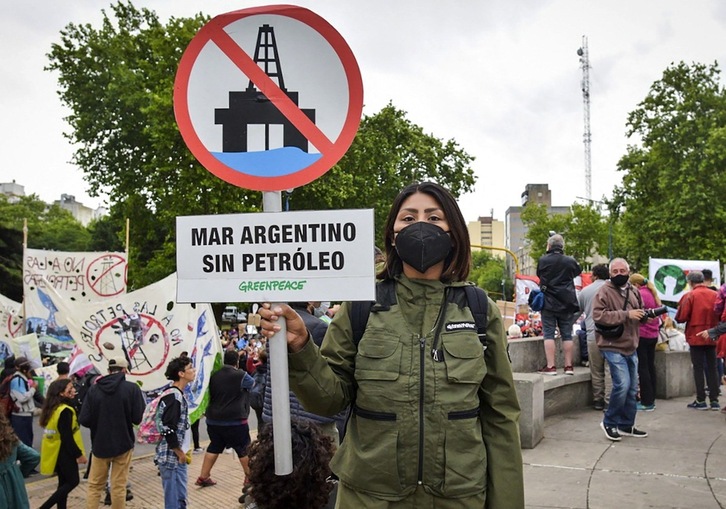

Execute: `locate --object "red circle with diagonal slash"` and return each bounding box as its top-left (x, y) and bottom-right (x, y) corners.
top-left (86, 254), bottom-right (127, 298)
top-left (95, 314), bottom-right (170, 376)
top-left (174, 5), bottom-right (363, 191)
top-left (5, 314), bottom-right (22, 338)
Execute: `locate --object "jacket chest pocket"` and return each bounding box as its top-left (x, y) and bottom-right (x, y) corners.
top-left (442, 332), bottom-right (487, 384)
top-left (354, 331), bottom-right (405, 404)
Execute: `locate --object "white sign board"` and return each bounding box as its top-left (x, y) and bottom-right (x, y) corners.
top-left (649, 257), bottom-right (722, 304)
top-left (176, 209), bottom-right (375, 303)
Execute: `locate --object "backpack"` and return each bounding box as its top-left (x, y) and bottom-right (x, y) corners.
top-left (0, 374), bottom-right (17, 417)
top-left (351, 279), bottom-right (489, 350)
top-left (136, 387), bottom-right (176, 444)
top-left (528, 289), bottom-right (545, 311)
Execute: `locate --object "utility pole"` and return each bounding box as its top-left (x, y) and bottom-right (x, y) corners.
top-left (577, 36), bottom-right (592, 201)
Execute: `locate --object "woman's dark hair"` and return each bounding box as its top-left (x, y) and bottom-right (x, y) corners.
top-left (165, 356), bottom-right (192, 381)
top-left (39, 378), bottom-right (73, 427)
top-left (247, 419), bottom-right (335, 509)
top-left (379, 181), bottom-right (471, 282)
top-left (0, 412), bottom-right (19, 462)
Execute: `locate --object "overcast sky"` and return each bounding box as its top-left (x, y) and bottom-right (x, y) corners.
top-left (3, 0), bottom-right (726, 222)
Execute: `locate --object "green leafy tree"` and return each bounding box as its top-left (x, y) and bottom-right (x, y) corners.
top-left (614, 61), bottom-right (726, 270)
top-left (47, 3), bottom-right (477, 286)
top-left (521, 203), bottom-right (608, 265)
top-left (288, 104), bottom-right (476, 243)
top-left (46, 2), bottom-right (260, 287)
top-left (0, 226), bottom-right (23, 302)
top-left (0, 194), bottom-right (93, 299)
top-left (0, 195), bottom-right (91, 251)
top-left (470, 250), bottom-right (512, 301)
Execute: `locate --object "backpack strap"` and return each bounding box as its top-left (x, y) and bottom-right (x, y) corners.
top-left (350, 279), bottom-right (397, 347)
top-left (463, 285), bottom-right (489, 348)
top-left (351, 281), bottom-right (489, 349)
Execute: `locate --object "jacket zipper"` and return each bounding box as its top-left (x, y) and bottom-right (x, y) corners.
top-left (416, 335), bottom-right (426, 484)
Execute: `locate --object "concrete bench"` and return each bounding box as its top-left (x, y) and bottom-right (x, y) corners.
top-left (514, 367), bottom-right (590, 449)
top-left (510, 341), bottom-right (696, 449)
top-left (655, 349), bottom-right (695, 398)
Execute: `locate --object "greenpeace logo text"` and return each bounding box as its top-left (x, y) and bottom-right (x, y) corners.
top-left (445, 321), bottom-right (476, 332)
top-left (238, 280), bottom-right (307, 292)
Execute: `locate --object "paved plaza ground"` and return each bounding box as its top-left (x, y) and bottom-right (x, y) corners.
top-left (24, 395), bottom-right (726, 508)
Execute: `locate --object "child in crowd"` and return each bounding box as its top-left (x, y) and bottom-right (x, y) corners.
top-left (246, 419), bottom-right (336, 509)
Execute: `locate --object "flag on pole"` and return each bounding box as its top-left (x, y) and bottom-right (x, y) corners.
top-left (515, 274), bottom-right (540, 307)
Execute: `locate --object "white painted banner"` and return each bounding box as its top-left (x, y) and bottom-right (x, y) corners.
top-left (176, 209), bottom-right (376, 303)
top-left (0, 293), bottom-right (23, 362)
top-left (48, 273), bottom-right (221, 418)
top-left (649, 258), bottom-right (722, 304)
top-left (11, 333), bottom-right (43, 369)
top-left (23, 248), bottom-right (127, 358)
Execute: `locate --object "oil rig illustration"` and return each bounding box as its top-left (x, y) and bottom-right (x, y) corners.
top-left (215, 24), bottom-right (316, 152)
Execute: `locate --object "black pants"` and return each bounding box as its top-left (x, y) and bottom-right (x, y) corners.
top-left (637, 337), bottom-right (657, 406)
top-left (39, 451), bottom-right (79, 509)
top-left (690, 345), bottom-right (719, 403)
top-left (191, 419), bottom-right (200, 449)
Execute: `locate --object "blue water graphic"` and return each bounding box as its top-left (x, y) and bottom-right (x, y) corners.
top-left (212, 147), bottom-right (322, 177)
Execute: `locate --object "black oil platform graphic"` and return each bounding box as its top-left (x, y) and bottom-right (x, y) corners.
top-left (212, 24), bottom-right (321, 177)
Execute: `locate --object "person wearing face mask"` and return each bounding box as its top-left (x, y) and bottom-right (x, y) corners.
top-left (592, 258), bottom-right (648, 441)
top-left (258, 182), bottom-right (524, 509)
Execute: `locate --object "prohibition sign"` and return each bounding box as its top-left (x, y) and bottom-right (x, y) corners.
top-left (96, 313), bottom-right (171, 376)
top-left (86, 254), bottom-right (127, 298)
top-left (174, 5), bottom-right (363, 191)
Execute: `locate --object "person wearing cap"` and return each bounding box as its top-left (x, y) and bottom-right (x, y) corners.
top-left (79, 357), bottom-right (145, 509)
top-left (9, 357), bottom-right (38, 447)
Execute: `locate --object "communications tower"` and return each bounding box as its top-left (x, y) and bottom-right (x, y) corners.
top-left (577, 36), bottom-right (592, 201)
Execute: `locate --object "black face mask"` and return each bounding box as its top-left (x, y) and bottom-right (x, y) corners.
top-left (394, 222), bottom-right (452, 273)
top-left (611, 274), bottom-right (629, 287)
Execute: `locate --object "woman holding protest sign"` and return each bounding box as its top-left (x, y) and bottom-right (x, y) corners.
top-left (259, 181), bottom-right (524, 508)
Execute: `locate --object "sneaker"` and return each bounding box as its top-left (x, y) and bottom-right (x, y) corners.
top-left (104, 492), bottom-right (111, 506)
top-left (538, 365), bottom-right (557, 376)
top-left (687, 400), bottom-right (708, 410)
top-left (600, 421), bottom-right (621, 441)
top-left (564, 365), bottom-right (574, 375)
top-left (711, 401), bottom-right (721, 411)
top-left (636, 403), bottom-right (655, 412)
top-left (618, 426), bottom-right (648, 438)
top-left (195, 476), bottom-right (217, 487)
top-left (193, 447), bottom-right (204, 454)
top-left (593, 400), bottom-right (605, 411)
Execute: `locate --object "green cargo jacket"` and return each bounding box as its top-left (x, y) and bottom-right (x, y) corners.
top-left (288, 275), bottom-right (524, 508)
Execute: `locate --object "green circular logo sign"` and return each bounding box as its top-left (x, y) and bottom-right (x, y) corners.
top-left (653, 265), bottom-right (687, 297)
